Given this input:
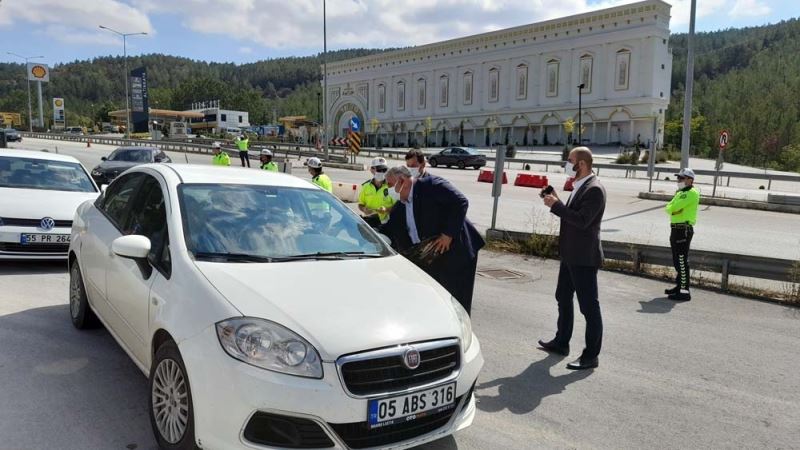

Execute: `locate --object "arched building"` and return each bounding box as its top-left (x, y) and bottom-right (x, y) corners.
top-left (324, 0), bottom-right (672, 148)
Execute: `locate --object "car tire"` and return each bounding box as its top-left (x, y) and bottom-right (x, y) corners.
top-left (473, 165), bottom-right (482, 170)
top-left (429, 158), bottom-right (438, 168)
top-left (457, 161), bottom-right (466, 169)
top-left (69, 261), bottom-right (100, 329)
top-left (149, 341), bottom-right (198, 450)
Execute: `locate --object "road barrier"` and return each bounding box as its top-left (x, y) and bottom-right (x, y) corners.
top-left (478, 169), bottom-right (506, 184)
top-left (486, 228), bottom-right (799, 291)
top-left (513, 173), bottom-right (549, 188)
top-left (332, 182), bottom-right (360, 203)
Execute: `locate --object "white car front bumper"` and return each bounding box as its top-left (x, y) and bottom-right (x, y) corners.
top-left (0, 225), bottom-right (72, 260)
top-left (179, 325), bottom-right (483, 450)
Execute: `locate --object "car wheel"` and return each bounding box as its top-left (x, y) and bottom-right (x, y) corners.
top-left (457, 161), bottom-right (466, 169)
top-left (70, 261), bottom-right (99, 329)
top-left (429, 158), bottom-right (438, 168)
top-left (473, 165), bottom-right (482, 170)
top-left (150, 340), bottom-right (198, 450)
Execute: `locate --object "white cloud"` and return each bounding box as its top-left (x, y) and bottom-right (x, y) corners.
top-left (0, 0), bottom-right (154, 45)
top-left (730, 0), bottom-right (772, 17)
top-left (238, 46), bottom-right (253, 54)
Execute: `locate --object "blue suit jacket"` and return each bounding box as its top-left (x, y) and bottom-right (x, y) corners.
top-left (382, 175), bottom-right (484, 266)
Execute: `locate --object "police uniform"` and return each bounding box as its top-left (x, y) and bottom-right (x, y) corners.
top-left (236, 137), bottom-right (250, 167)
top-left (212, 150), bottom-right (230, 166)
top-left (665, 168), bottom-right (700, 300)
top-left (312, 173), bottom-right (333, 193)
top-left (261, 161), bottom-right (278, 172)
top-left (359, 179), bottom-right (395, 226)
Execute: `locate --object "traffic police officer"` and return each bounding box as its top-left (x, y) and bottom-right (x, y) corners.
top-left (259, 149), bottom-right (278, 172)
top-left (665, 168), bottom-right (700, 301)
top-left (358, 157), bottom-right (395, 227)
top-left (236, 135), bottom-right (251, 167)
top-left (211, 142), bottom-right (230, 166)
top-left (307, 157), bottom-right (332, 193)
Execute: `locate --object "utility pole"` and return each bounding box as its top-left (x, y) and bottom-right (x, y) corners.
top-left (680, 0), bottom-right (697, 169)
top-left (7, 52), bottom-right (43, 131)
top-left (322, 0), bottom-right (329, 159)
top-left (99, 25), bottom-right (147, 138)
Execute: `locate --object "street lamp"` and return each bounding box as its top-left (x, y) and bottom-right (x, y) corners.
top-left (322, 0), bottom-right (329, 159)
top-left (317, 91), bottom-right (321, 125)
top-left (7, 52), bottom-right (43, 132)
top-left (99, 25), bottom-right (147, 138)
top-left (577, 83), bottom-right (586, 145)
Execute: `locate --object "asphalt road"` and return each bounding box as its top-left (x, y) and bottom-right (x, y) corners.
top-left (1, 252), bottom-right (798, 449)
top-left (9, 138), bottom-right (800, 260)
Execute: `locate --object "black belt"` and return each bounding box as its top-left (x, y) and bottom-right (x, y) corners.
top-left (671, 223), bottom-right (693, 228)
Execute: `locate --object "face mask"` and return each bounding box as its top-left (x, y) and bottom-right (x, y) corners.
top-left (373, 172), bottom-right (386, 182)
top-left (677, 181), bottom-right (687, 190)
top-left (408, 167), bottom-right (420, 178)
top-left (564, 162), bottom-right (577, 177)
top-left (388, 182), bottom-right (402, 201)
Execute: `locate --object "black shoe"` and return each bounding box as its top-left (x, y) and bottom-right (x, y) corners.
top-left (537, 339), bottom-right (569, 356)
top-left (668, 292), bottom-right (691, 301)
top-left (566, 357), bottom-right (599, 370)
top-left (664, 286), bottom-right (680, 295)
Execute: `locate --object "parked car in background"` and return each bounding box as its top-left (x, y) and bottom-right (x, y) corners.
top-left (68, 164), bottom-right (482, 449)
top-left (428, 146), bottom-right (488, 170)
top-left (65, 127), bottom-right (85, 135)
top-left (0, 150), bottom-right (98, 259)
top-left (2, 128), bottom-right (22, 142)
top-left (91, 146), bottom-right (171, 186)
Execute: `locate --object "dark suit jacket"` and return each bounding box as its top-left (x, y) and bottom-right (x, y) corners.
top-left (550, 174), bottom-right (606, 267)
top-left (382, 175), bottom-right (484, 267)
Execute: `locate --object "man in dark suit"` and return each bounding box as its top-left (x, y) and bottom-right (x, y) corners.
top-left (382, 166), bottom-right (484, 314)
top-left (539, 147), bottom-right (607, 370)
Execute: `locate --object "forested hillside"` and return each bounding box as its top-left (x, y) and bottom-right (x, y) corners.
top-left (1, 18), bottom-right (799, 172)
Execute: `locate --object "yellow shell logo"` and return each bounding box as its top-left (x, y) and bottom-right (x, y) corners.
top-left (31, 65), bottom-right (48, 79)
top-left (54, 99), bottom-right (63, 107)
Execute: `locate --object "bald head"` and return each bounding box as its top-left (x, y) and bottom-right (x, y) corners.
top-left (569, 147), bottom-right (593, 168)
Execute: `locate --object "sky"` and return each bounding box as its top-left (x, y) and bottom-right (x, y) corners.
top-left (0, 0), bottom-right (798, 65)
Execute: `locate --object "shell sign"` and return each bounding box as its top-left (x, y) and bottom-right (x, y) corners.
top-left (54, 99), bottom-right (63, 107)
top-left (27, 62), bottom-right (50, 82)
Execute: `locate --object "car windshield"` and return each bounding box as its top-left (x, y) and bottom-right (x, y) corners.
top-left (108, 149), bottom-right (153, 162)
top-left (0, 156), bottom-right (96, 192)
top-left (179, 184), bottom-right (393, 260)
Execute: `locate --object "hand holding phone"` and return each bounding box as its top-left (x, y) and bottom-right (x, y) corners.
top-left (539, 185), bottom-right (555, 198)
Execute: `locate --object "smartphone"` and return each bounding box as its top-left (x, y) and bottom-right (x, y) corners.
top-left (539, 185), bottom-right (555, 198)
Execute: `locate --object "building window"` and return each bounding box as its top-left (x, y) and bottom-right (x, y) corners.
top-left (615, 49), bottom-right (631, 90)
top-left (516, 64), bottom-right (528, 100)
top-left (463, 72), bottom-right (473, 105)
top-left (238, 116), bottom-right (243, 123)
top-left (221, 114), bottom-right (227, 122)
top-left (378, 84), bottom-right (386, 113)
top-left (397, 81), bottom-right (405, 111)
top-left (580, 55), bottom-right (593, 93)
top-left (439, 75), bottom-right (449, 107)
top-left (546, 59), bottom-right (559, 97)
top-left (488, 68), bottom-right (499, 103)
top-left (417, 78), bottom-right (426, 109)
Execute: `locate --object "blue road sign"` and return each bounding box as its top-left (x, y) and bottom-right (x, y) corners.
top-left (349, 116), bottom-right (361, 132)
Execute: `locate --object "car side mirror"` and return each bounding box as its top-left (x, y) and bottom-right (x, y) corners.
top-left (378, 233), bottom-right (392, 247)
top-left (100, 184), bottom-right (108, 193)
top-left (101, 156), bottom-right (107, 161)
top-left (112, 235), bottom-right (151, 260)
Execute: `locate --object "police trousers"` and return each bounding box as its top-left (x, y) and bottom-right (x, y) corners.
top-left (239, 151), bottom-right (250, 167)
top-left (670, 225), bottom-right (694, 291)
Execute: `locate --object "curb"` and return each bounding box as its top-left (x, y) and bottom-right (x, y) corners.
top-left (638, 192), bottom-right (800, 215)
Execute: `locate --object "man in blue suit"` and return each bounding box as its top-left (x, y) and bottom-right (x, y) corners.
top-left (382, 166), bottom-right (485, 314)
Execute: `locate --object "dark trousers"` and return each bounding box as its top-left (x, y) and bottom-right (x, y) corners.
top-left (670, 225), bottom-right (694, 291)
top-left (431, 255), bottom-right (478, 315)
top-left (554, 263), bottom-right (603, 359)
top-left (239, 151), bottom-right (250, 167)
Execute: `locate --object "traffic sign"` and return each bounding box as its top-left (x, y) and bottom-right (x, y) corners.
top-left (347, 131), bottom-right (361, 155)
top-left (349, 116), bottom-right (361, 132)
top-left (719, 130), bottom-right (730, 150)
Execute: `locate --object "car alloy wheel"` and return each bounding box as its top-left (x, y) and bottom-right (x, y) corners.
top-left (69, 261), bottom-right (99, 329)
top-left (152, 358), bottom-right (190, 444)
top-left (429, 158), bottom-right (438, 167)
top-left (457, 161), bottom-right (466, 169)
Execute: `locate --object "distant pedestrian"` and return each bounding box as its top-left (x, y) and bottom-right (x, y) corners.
top-left (307, 157), bottom-right (332, 193)
top-left (404, 148), bottom-right (429, 178)
top-left (211, 142), bottom-right (230, 166)
top-left (664, 168), bottom-right (700, 301)
top-left (236, 135), bottom-right (250, 167)
top-left (259, 149), bottom-right (279, 172)
top-left (539, 146), bottom-right (606, 371)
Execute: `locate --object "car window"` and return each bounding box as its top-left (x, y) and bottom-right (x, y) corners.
top-left (127, 175), bottom-right (170, 276)
top-left (179, 184), bottom-right (392, 259)
top-left (100, 172), bottom-right (145, 229)
top-left (109, 149), bottom-right (154, 163)
top-left (464, 148), bottom-right (480, 155)
top-left (441, 149), bottom-right (452, 155)
top-left (0, 156), bottom-right (96, 193)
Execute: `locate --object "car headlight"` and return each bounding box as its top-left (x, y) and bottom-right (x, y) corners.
top-left (216, 317), bottom-right (323, 379)
top-left (450, 297), bottom-right (473, 351)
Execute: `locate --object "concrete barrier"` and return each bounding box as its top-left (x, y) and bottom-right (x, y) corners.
top-left (513, 173), bottom-right (549, 188)
top-left (478, 169), bottom-right (507, 184)
top-left (638, 191), bottom-right (800, 214)
top-left (332, 182), bottom-right (360, 203)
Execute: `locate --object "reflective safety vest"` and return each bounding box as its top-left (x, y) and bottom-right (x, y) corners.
top-left (358, 179), bottom-right (395, 223)
top-left (665, 186), bottom-right (700, 225)
top-left (212, 152), bottom-right (231, 166)
top-left (312, 173), bottom-right (333, 193)
top-left (261, 161), bottom-right (279, 172)
top-left (236, 138), bottom-right (249, 151)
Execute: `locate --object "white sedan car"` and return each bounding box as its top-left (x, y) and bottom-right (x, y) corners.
top-left (68, 164), bottom-right (483, 450)
top-left (0, 149), bottom-right (99, 259)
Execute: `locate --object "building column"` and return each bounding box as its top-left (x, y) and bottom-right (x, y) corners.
top-left (606, 122), bottom-right (612, 143)
top-left (539, 125), bottom-right (544, 145)
top-left (630, 119), bottom-right (635, 144)
top-left (591, 123), bottom-right (596, 143)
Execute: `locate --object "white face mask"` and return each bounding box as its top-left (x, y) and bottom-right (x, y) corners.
top-left (564, 162), bottom-right (577, 177)
top-left (408, 167), bottom-right (420, 178)
top-left (388, 185), bottom-right (402, 202)
top-left (677, 181), bottom-right (687, 190)
top-left (373, 172), bottom-right (386, 182)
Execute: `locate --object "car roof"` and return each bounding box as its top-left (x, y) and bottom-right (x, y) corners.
top-left (114, 146), bottom-right (158, 151)
top-left (146, 164), bottom-right (318, 189)
top-left (0, 149), bottom-right (83, 164)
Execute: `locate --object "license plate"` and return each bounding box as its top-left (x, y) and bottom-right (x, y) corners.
top-left (367, 382), bottom-right (456, 429)
top-left (20, 234), bottom-right (70, 244)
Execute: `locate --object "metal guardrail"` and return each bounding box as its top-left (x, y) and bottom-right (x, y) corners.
top-left (486, 229), bottom-right (799, 290)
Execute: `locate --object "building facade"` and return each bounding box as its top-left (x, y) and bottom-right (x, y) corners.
top-left (324, 0), bottom-right (672, 149)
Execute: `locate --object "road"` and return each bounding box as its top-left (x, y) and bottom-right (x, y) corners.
top-left (9, 138), bottom-right (800, 261)
top-left (1, 252), bottom-right (798, 449)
